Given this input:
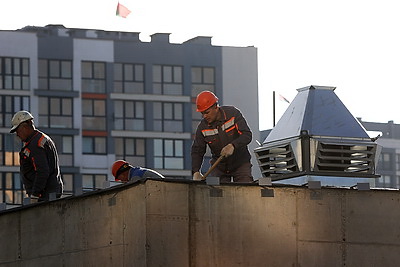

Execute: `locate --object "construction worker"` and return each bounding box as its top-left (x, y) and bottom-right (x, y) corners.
top-left (10, 110), bottom-right (63, 202)
top-left (111, 160), bottom-right (165, 182)
top-left (191, 91), bottom-right (253, 183)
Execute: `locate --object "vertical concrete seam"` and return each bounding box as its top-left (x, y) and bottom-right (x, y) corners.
top-left (18, 210), bottom-right (22, 261)
top-left (61, 203), bottom-right (66, 267)
top-left (109, 197), bottom-right (113, 266)
top-left (188, 183), bottom-right (196, 267)
top-left (295, 189), bottom-right (299, 266)
top-left (341, 191), bottom-right (347, 266)
top-left (82, 202), bottom-right (87, 250)
top-left (121, 193), bottom-right (126, 267)
top-left (144, 181), bottom-right (149, 267)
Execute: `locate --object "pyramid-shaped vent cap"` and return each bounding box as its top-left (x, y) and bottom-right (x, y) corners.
top-left (254, 85), bottom-right (381, 182)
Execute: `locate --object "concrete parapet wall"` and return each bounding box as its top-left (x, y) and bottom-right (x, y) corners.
top-left (1, 179), bottom-right (400, 266)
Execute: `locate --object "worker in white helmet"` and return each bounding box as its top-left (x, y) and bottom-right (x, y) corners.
top-left (10, 110), bottom-right (63, 202)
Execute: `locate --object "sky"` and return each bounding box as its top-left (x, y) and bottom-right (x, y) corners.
top-left (1, 0), bottom-right (400, 130)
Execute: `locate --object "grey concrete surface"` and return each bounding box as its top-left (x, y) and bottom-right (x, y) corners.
top-left (0, 179), bottom-right (399, 266)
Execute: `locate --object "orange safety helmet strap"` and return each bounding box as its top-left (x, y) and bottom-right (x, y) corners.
top-left (196, 91), bottom-right (218, 112)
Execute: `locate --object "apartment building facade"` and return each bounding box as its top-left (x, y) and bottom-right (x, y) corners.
top-left (359, 119), bottom-right (400, 188)
top-left (0, 25), bottom-right (260, 206)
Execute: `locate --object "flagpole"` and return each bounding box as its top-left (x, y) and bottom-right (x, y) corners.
top-left (273, 91), bottom-right (276, 127)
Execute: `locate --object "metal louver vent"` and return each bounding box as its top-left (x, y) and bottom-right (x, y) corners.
top-left (256, 86), bottom-right (381, 185)
top-left (314, 141), bottom-right (376, 174)
top-left (255, 143), bottom-right (299, 179)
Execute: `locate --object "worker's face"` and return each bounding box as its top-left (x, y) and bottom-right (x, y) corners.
top-left (117, 170), bottom-right (129, 182)
top-left (14, 122), bottom-right (30, 141)
top-left (201, 104), bottom-right (219, 124)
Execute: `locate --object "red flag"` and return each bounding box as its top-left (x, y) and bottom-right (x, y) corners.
top-left (116, 2), bottom-right (131, 18)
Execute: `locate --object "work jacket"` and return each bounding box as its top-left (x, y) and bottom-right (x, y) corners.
top-left (128, 167), bottom-right (165, 181)
top-left (19, 130), bottom-right (63, 199)
top-left (191, 106), bottom-right (252, 174)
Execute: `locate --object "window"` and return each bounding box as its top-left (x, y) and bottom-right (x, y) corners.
top-left (115, 137), bottom-right (146, 166)
top-left (0, 172), bottom-right (23, 205)
top-left (153, 102), bottom-right (183, 132)
top-left (396, 176), bottom-right (400, 189)
top-left (61, 173), bottom-right (74, 196)
top-left (38, 59), bottom-right (72, 90)
top-left (82, 136), bottom-right (106, 154)
top-left (0, 96), bottom-right (29, 166)
top-left (191, 67), bottom-right (215, 132)
top-left (82, 94), bottom-right (107, 154)
top-left (114, 63), bottom-right (144, 93)
top-left (114, 100), bottom-right (145, 130)
top-left (51, 135), bottom-right (73, 167)
top-left (81, 61), bottom-right (106, 93)
top-left (82, 98), bottom-right (106, 130)
top-left (38, 97), bottom-right (73, 128)
top-left (0, 57), bottom-right (30, 90)
top-left (153, 65), bottom-right (182, 95)
top-left (376, 175), bottom-right (392, 188)
top-left (192, 67), bottom-right (215, 91)
top-left (0, 95), bottom-right (30, 128)
top-left (396, 154), bottom-right (400, 171)
top-left (154, 139), bottom-right (184, 169)
top-left (0, 134), bottom-right (20, 166)
top-left (377, 152), bottom-right (392, 171)
top-left (82, 174), bottom-right (107, 192)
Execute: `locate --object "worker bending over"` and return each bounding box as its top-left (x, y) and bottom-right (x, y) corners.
top-left (111, 160), bottom-right (164, 182)
top-left (191, 91), bottom-right (253, 183)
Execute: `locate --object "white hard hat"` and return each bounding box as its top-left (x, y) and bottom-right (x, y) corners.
top-left (10, 110), bottom-right (34, 133)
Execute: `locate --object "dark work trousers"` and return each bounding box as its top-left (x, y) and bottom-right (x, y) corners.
top-left (211, 162), bottom-right (253, 183)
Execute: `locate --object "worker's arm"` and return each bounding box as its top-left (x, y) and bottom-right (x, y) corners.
top-left (31, 145), bottom-right (50, 197)
top-left (191, 126), bottom-right (207, 174)
top-left (230, 108), bottom-right (252, 149)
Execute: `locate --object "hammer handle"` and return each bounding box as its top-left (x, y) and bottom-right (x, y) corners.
top-left (202, 155), bottom-right (224, 180)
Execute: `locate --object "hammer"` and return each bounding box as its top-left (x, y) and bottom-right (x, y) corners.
top-left (201, 155), bottom-right (225, 181)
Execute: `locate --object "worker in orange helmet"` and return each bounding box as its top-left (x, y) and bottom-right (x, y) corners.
top-left (191, 91), bottom-right (253, 183)
top-left (111, 160), bottom-right (164, 182)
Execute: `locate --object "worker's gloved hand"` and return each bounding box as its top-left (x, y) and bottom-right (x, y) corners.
top-left (220, 144), bottom-right (234, 157)
top-left (193, 172), bottom-right (203, 181)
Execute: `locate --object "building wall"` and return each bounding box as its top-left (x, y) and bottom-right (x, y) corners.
top-left (221, 46), bottom-right (261, 178)
top-left (0, 25), bottom-right (260, 205)
top-left (1, 179), bottom-right (400, 266)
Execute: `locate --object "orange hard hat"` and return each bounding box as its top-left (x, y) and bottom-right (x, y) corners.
top-left (112, 160), bottom-right (131, 179)
top-left (196, 91), bottom-right (218, 112)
